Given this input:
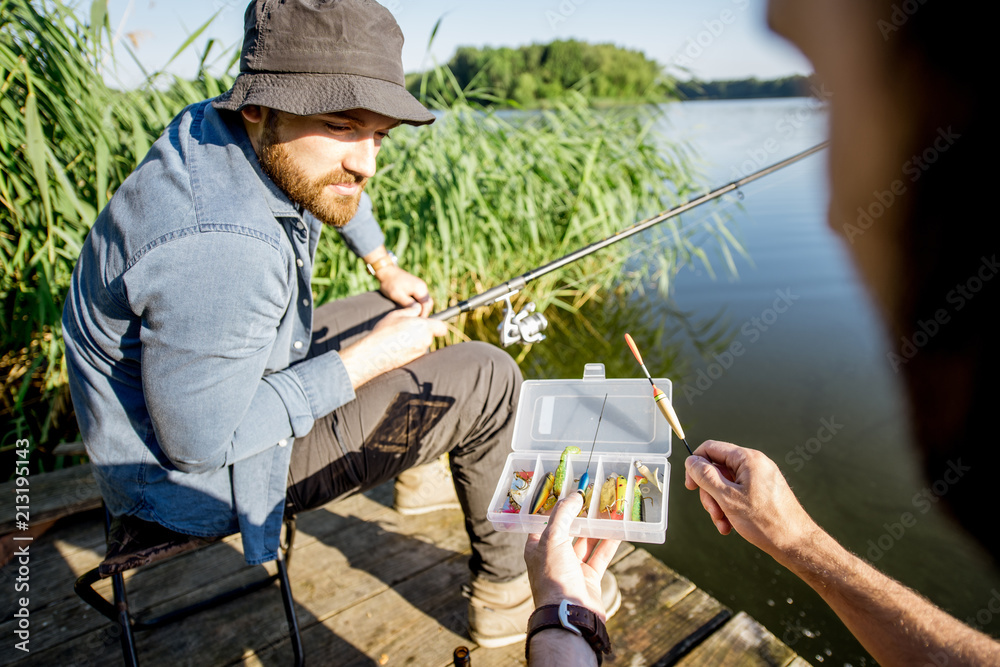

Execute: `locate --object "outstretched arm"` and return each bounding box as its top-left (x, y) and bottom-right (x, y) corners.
top-left (684, 440), bottom-right (1000, 667)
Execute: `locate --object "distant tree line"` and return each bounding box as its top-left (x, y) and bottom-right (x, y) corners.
top-left (405, 40), bottom-right (816, 107)
top-left (674, 76), bottom-right (814, 100)
top-left (406, 40), bottom-right (671, 107)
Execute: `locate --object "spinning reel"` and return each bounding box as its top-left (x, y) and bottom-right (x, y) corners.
top-left (497, 292), bottom-right (548, 347)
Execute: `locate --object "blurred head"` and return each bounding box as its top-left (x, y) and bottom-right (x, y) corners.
top-left (768, 0), bottom-right (997, 558)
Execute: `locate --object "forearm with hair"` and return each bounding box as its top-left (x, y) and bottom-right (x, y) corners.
top-left (777, 529), bottom-right (1000, 666)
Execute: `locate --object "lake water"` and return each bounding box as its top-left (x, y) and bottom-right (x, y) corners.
top-left (530, 98), bottom-right (1000, 665)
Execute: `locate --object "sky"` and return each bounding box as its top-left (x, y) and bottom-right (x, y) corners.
top-left (94, 0), bottom-right (811, 89)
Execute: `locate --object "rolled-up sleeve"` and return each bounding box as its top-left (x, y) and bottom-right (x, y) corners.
top-left (124, 229), bottom-right (354, 474)
top-left (335, 191), bottom-right (385, 257)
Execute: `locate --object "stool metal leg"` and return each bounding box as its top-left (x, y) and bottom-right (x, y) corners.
top-left (279, 516), bottom-right (304, 666)
top-left (276, 552), bottom-right (303, 667)
top-left (111, 571), bottom-right (139, 667)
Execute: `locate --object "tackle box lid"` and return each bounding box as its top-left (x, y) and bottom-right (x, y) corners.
top-left (511, 363), bottom-right (673, 456)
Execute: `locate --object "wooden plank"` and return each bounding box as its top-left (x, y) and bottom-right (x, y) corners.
top-left (0, 519), bottom-right (57, 567)
top-left (8, 620), bottom-right (129, 667)
top-left (51, 441), bottom-right (87, 457)
top-left (129, 504), bottom-right (470, 664)
top-left (676, 611), bottom-right (806, 667)
top-left (0, 529), bottom-right (103, 616)
top-left (603, 549), bottom-right (730, 666)
top-left (3, 483), bottom-right (402, 653)
top-left (11, 498), bottom-right (469, 666)
top-left (0, 464), bottom-right (101, 534)
top-left (0, 489), bottom-right (405, 661)
top-left (32, 509), bottom-right (107, 563)
top-left (249, 553), bottom-right (474, 667)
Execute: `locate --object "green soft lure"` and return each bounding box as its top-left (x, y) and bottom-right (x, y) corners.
top-left (553, 445), bottom-right (581, 496)
top-left (631, 475), bottom-right (643, 521)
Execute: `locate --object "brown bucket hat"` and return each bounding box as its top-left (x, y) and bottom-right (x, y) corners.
top-left (213, 0), bottom-right (434, 125)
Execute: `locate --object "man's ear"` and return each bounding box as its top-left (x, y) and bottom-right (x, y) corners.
top-left (240, 105), bottom-right (264, 123)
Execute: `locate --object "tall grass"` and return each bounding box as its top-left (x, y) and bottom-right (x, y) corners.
top-left (1, 0), bottom-right (232, 454)
top-left (1, 1), bottom-right (742, 460)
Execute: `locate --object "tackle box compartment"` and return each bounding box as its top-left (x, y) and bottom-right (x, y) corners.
top-left (487, 363), bottom-right (671, 543)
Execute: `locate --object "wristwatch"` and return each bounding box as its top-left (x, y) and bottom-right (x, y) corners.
top-left (525, 599), bottom-right (611, 665)
top-left (366, 251), bottom-right (397, 276)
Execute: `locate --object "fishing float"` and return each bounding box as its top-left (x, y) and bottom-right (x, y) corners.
top-left (624, 333), bottom-right (693, 456)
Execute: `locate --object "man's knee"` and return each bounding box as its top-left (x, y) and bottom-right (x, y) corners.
top-left (465, 341), bottom-right (522, 392)
top-left (434, 342), bottom-right (522, 414)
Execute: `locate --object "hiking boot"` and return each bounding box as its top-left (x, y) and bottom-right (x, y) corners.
top-left (465, 570), bottom-right (622, 648)
top-left (465, 572), bottom-right (534, 648)
top-left (393, 456), bottom-right (461, 515)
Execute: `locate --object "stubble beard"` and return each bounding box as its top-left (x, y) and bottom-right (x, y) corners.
top-left (257, 113), bottom-right (367, 227)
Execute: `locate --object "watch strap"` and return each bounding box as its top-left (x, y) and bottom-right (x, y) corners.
top-left (525, 601), bottom-right (611, 665)
top-left (366, 251), bottom-right (397, 276)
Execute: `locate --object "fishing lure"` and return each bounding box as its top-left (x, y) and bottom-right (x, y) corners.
top-left (635, 461), bottom-right (662, 493)
top-left (554, 445), bottom-right (581, 497)
top-left (500, 470), bottom-right (534, 513)
top-left (599, 475), bottom-right (617, 519)
top-left (631, 476), bottom-right (643, 522)
top-left (531, 473), bottom-right (555, 514)
top-left (533, 445), bottom-right (582, 515)
top-left (578, 482), bottom-right (594, 517)
top-left (612, 475), bottom-right (627, 520)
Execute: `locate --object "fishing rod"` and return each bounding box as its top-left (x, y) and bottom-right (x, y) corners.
top-left (431, 141), bottom-right (829, 345)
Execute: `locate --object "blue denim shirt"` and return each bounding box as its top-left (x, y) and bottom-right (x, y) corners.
top-left (62, 100), bottom-right (385, 564)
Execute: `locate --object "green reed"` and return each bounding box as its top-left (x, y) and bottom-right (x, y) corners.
top-left (0, 0), bottom-right (231, 447)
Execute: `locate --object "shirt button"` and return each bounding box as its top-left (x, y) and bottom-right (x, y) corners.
top-left (302, 298), bottom-right (309, 307)
top-left (293, 341), bottom-right (303, 350)
top-left (296, 259), bottom-right (304, 267)
top-left (278, 439), bottom-right (289, 447)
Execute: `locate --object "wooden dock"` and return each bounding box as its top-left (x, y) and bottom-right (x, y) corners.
top-left (2, 480), bottom-right (812, 666)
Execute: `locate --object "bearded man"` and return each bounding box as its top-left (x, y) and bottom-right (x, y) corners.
top-left (62, 0), bottom-right (619, 648)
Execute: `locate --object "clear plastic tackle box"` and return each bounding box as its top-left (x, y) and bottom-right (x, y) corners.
top-left (486, 363), bottom-right (672, 543)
